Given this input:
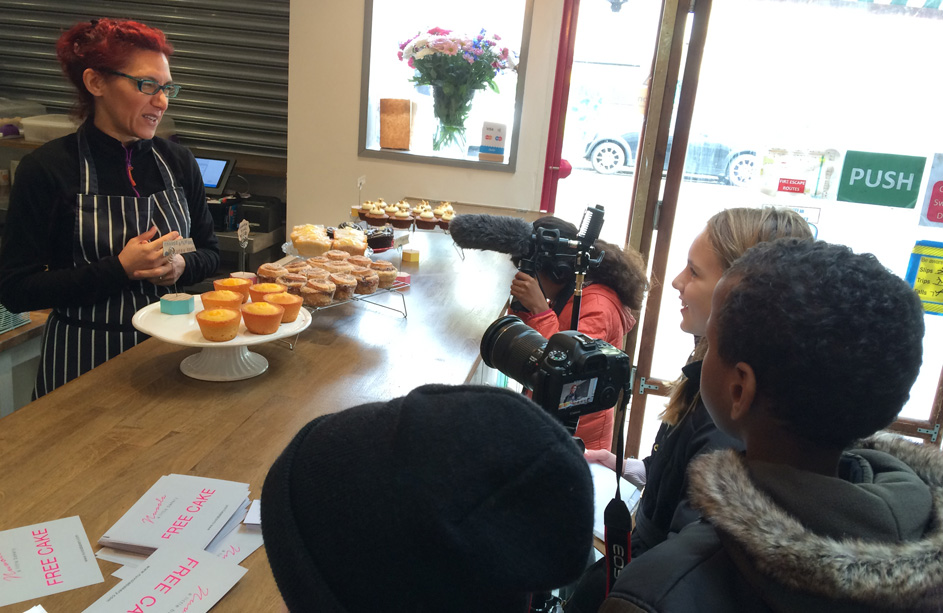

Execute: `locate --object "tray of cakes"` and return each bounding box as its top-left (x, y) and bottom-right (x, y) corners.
top-left (256, 247), bottom-right (408, 317)
top-left (352, 199), bottom-right (455, 231)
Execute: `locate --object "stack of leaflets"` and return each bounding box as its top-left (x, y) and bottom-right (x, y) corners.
top-left (98, 474), bottom-right (251, 556)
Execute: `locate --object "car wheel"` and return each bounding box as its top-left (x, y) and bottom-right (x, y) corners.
top-left (590, 142), bottom-right (626, 174)
top-left (726, 152), bottom-right (757, 187)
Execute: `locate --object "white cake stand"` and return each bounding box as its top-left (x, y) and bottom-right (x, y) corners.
top-left (131, 298), bottom-right (312, 381)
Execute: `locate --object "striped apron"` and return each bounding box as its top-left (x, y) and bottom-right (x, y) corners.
top-left (34, 127), bottom-right (192, 398)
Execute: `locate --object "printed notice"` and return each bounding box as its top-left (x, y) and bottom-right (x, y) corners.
top-left (918, 154), bottom-right (943, 228)
top-left (82, 546), bottom-right (246, 613)
top-left (905, 241), bottom-right (943, 316)
top-left (0, 516), bottom-right (104, 607)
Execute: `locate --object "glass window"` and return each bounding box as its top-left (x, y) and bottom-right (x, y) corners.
top-left (359, 0), bottom-right (530, 169)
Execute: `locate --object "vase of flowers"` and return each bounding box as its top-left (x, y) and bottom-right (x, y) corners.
top-left (399, 27), bottom-right (516, 153)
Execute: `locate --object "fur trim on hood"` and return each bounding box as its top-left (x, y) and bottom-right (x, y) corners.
top-left (687, 433), bottom-right (943, 609)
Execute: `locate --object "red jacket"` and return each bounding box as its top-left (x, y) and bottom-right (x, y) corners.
top-left (514, 284), bottom-right (636, 450)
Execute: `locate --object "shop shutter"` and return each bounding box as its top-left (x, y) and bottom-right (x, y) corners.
top-left (0, 0), bottom-right (288, 158)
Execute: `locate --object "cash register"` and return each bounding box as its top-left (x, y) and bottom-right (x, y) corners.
top-left (197, 155), bottom-right (284, 233)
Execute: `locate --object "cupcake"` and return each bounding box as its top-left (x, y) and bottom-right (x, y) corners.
top-left (201, 289), bottom-right (244, 311)
top-left (353, 269), bottom-right (380, 295)
top-left (439, 211), bottom-right (455, 230)
top-left (348, 255), bottom-right (373, 268)
top-left (276, 273), bottom-right (308, 296)
top-left (283, 259), bottom-right (311, 274)
top-left (249, 282), bottom-right (287, 303)
top-left (306, 256), bottom-right (332, 269)
top-left (257, 263), bottom-right (288, 284)
top-left (330, 273), bottom-right (358, 302)
top-left (390, 208), bottom-right (413, 229)
top-left (416, 209), bottom-right (437, 230)
top-left (321, 261), bottom-right (354, 275)
top-left (370, 260), bottom-right (398, 288)
top-left (305, 267), bottom-right (331, 282)
top-left (324, 250), bottom-right (351, 262)
top-left (241, 301), bottom-right (284, 335)
top-left (213, 277), bottom-right (251, 303)
top-left (229, 271), bottom-right (258, 285)
top-left (365, 204), bottom-right (389, 227)
top-left (263, 292), bottom-right (304, 323)
top-left (301, 279), bottom-right (336, 307)
top-left (359, 201), bottom-right (374, 220)
top-left (196, 308), bottom-right (241, 342)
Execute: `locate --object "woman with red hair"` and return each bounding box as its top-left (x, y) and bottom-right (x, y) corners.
top-left (0, 18), bottom-right (219, 398)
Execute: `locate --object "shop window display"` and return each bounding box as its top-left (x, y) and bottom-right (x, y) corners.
top-left (359, 0), bottom-right (531, 169)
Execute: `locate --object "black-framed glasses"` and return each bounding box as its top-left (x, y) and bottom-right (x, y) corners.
top-left (105, 70), bottom-right (181, 98)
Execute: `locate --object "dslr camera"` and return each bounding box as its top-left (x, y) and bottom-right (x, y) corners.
top-left (480, 315), bottom-right (632, 433)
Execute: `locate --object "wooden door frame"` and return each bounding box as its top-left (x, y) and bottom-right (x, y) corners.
top-left (615, 0), bottom-right (713, 458)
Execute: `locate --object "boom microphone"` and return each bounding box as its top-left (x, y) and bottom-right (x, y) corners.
top-left (449, 214), bottom-right (534, 257)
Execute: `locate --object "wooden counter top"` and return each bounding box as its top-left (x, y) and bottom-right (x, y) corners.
top-left (0, 231), bottom-right (515, 612)
top-left (0, 309), bottom-right (47, 353)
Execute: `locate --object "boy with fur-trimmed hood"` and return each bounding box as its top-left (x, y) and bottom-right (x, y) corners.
top-left (601, 239), bottom-right (943, 612)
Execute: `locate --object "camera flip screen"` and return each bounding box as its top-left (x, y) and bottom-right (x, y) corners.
top-left (558, 378), bottom-right (598, 410)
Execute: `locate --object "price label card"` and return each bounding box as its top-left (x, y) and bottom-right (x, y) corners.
top-left (237, 219), bottom-right (250, 243)
top-left (162, 238), bottom-right (196, 257)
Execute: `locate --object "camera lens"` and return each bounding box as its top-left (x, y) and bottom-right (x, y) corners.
top-left (480, 315), bottom-right (548, 388)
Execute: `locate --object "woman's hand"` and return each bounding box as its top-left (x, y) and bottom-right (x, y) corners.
top-left (509, 271), bottom-right (549, 313)
top-left (150, 253), bottom-right (186, 286)
top-left (118, 226), bottom-right (182, 283)
top-left (585, 448), bottom-right (647, 488)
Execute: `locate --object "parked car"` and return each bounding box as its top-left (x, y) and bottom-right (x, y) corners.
top-left (583, 129), bottom-right (757, 186)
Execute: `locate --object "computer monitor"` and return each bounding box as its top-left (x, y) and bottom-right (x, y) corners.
top-left (194, 155), bottom-right (236, 197)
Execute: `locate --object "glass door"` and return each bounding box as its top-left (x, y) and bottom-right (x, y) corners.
top-left (545, 0), bottom-right (663, 245)
top-left (632, 0), bottom-right (943, 455)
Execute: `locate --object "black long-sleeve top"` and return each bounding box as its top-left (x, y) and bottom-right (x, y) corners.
top-left (0, 120), bottom-right (219, 313)
top-left (632, 360), bottom-right (744, 557)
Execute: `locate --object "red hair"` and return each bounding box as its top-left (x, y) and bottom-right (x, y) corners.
top-left (56, 18), bottom-right (174, 118)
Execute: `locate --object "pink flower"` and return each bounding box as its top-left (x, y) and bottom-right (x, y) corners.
top-left (427, 27), bottom-right (451, 35)
top-left (493, 34), bottom-right (502, 40)
top-left (397, 50), bottom-right (404, 61)
top-left (430, 38), bottom-right (460, 55)
top-left (408, 57), bottom-right (415, 69)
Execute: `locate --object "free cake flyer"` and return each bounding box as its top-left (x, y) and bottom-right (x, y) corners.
top-left (0, 516), bottom-right (104, 607)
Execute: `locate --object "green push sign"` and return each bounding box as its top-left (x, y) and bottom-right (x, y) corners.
top-left (837, 151), bottom-right (926, 208)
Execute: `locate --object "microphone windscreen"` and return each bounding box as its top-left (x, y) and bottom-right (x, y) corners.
top-left (450, 214), bottom-right (534, 257)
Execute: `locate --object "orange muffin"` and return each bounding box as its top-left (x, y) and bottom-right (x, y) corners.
top-left (249, 282), bottom-right (287, 303)
top-left (330, 273), bottom-right (358, 302)
top-left (263, 292), bottom-right (304, 323)
top-left (196, 308), bottom-right (241, 342)
top-left (241, 301), bottom-right (285, 335)
top-left (301, 279), bottom-right (336, 307)
top-left (213, 277), bottom-right (251, 303)
top-left (201, 289), bottom-right (244, 310)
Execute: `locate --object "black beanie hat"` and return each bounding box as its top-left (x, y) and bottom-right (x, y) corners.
top-left (261, 383), bottom-right (594, 613)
